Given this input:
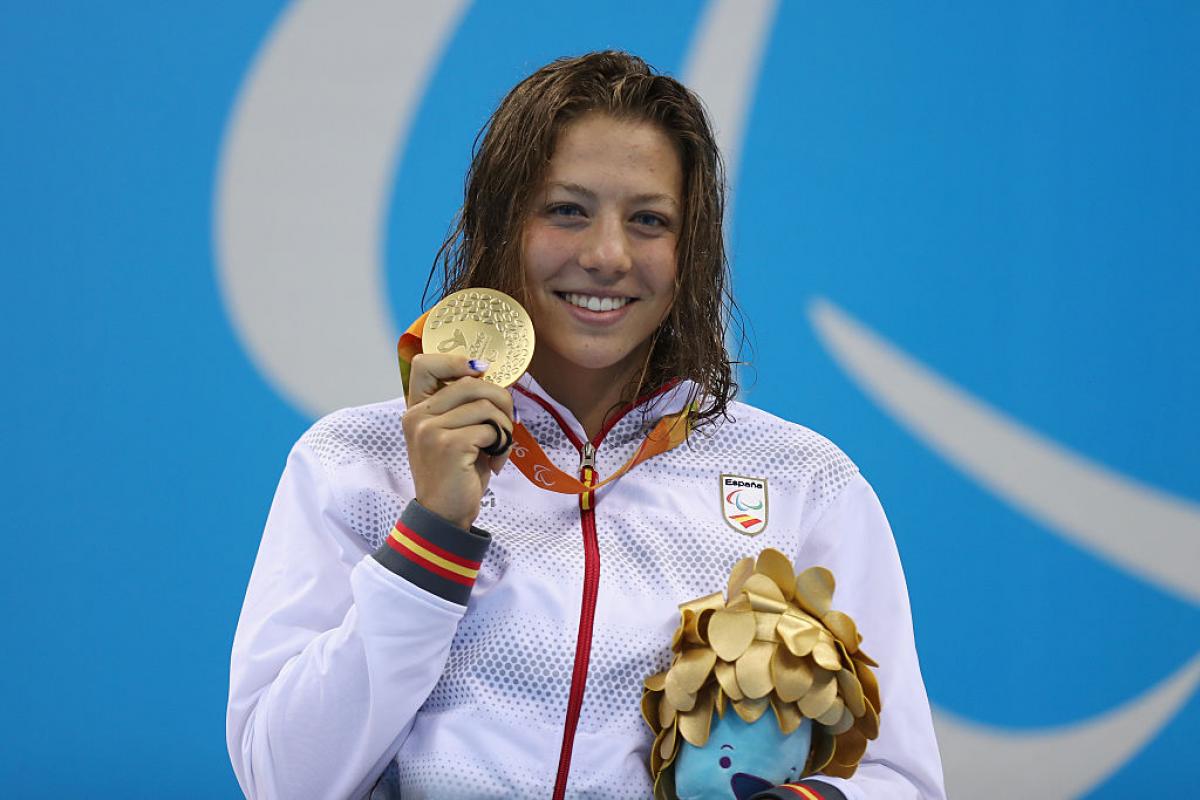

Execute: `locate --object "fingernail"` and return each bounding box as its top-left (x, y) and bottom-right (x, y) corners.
top-left (469, 359), bottom-right (490, 372)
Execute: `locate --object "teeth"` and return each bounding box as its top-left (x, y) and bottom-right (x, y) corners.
top-left (562, 293), bottom-right (631, 312)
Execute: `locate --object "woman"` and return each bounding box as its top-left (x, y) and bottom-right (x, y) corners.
top-left (228, 51), bottom-right (945, 799)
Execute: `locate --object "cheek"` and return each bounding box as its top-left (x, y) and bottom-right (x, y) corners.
top-left (645, 244), bottom-right (678, 292)
top-left (523, 227), bottom-right (572, 280)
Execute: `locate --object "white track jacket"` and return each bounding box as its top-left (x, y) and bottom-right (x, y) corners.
top-left (227, 377), bottom-right (946, 799)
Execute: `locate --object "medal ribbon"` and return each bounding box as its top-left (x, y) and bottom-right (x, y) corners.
top-left (396, 310), bottom-right (430, 396)
top-left (398, 313), bottom-right (694, 497)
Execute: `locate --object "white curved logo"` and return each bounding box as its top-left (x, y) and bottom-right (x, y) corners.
top-left (808, 298), bottom-right (1200, 605)
top-left (809, 297), bottom-right (1200, 797)
top-left (682, 0), bottom-right (779, 196)
top-left (934, 652), bottom-right (1200, 798)
top-left (214, 0), bottom-right (469, 417)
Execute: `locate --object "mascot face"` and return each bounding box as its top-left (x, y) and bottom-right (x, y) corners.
top-left (642, 551), bottom-right (882, 799)
top-left (673, 712), bottom-right (813, 800)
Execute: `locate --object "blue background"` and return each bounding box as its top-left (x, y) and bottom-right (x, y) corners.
top-left (3, 2), bottom-right (1197, 796)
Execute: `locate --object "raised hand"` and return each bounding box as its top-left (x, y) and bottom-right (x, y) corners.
top-left (402, 354), bottom-right (514, 530)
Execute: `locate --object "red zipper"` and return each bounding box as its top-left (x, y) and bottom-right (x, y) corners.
top-left (552, 446), bottom-right (599, 800)
top-left (514, 382), bottom-right (681, 799)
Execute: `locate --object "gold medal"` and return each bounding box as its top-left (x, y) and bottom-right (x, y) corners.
top-left (421, 287), bottom-right (535, 388)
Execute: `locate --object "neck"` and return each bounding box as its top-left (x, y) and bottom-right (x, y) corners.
top-left (528, 354), bottom-right (650, 441)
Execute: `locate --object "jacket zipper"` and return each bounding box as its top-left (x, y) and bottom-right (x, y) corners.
top-left (513, 383), bottom-right (680, 799)
top-left (551, 441), bottom-right (598, 800)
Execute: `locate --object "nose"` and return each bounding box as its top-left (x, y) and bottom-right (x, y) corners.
top-left (578, 213), bottom-right (633, 277)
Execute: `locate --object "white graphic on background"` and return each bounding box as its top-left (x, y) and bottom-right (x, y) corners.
top-left (215, 0), bottom-right (469, 416)
top-left (682, 0), bottom-right (779, 191)
top-left (809, 298), bottom-right (1200, 605)
top-left (934, 653), bottom-right (1200, 798)
top-left (810, 297), bottom-right (1200, 797)
top-left (682, 0), bottom-right (780, 369)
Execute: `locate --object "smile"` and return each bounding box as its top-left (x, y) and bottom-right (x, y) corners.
top-left (557, 292), bottom-right (634, 312)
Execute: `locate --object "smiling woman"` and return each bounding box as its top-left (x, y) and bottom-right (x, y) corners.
top-left (431, 51), bottom-right (735, 440)
top-left (227, 51), bottom-right (945, 800)
top-left (521, 113), bottom-right (683, 434)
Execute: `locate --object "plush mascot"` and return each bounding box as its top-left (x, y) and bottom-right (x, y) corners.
top-left (642, 550), bottom-right (881, 800)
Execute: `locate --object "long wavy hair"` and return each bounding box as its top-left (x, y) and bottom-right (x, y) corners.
top-left (428, 50), bottom-right (742, 428)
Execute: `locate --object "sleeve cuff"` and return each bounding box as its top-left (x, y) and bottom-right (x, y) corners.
top-left (750, 780), bottom-right (848, 800)
top-left (372, 501), bottom-right (491, 605)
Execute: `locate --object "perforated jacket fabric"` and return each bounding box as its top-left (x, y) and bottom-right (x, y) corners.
top-left (227, 376), bottom-right (946, 799)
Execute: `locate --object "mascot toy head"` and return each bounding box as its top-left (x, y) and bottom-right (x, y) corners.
top-left (642, 550), bottom-right (881, 800)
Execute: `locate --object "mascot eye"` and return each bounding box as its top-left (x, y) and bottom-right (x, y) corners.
top-left (719, 756), bottom-right (732, 769)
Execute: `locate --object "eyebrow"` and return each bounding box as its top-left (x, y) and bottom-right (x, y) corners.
top-left (546, 181), bottom-right (680, 209)
top-left (720, 744), bottom-right (734, 751)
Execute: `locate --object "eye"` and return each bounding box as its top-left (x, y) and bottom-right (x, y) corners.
top-left (719, 756), bottom-right (732, 769)
top-left (548, 203), bottom-right (584, 218)
top-left (631, 211), bottom-right (668, 228)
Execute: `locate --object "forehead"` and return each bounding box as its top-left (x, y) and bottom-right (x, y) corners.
top-left (541, 113), bottom-right (683, 197)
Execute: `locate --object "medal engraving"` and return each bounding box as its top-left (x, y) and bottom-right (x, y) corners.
top-left (422, 288), bottom-right (535, 387)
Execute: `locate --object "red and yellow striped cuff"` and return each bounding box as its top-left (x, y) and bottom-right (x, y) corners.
top-left (746, 780), bottom-right (845, 800)
top-left (386, 522), bottom-right (482, 587)
top-left (373, 501), bottom-right (491, 604)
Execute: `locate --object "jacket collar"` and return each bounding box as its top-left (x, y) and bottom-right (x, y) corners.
top-left (512, 373), bottom-right (697, 448)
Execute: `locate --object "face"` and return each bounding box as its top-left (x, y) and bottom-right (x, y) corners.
top-left (673, 712), bottom-right (814, 800)
top-left (521, 112), bottom-right (683, 386)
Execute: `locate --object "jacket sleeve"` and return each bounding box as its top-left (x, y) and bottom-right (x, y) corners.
top-left (752, 779), bottom-right (847, 800)
top-left (226, 439), bottom-right (489, 800)
top-left (794, 473), bottom-right (947, 800)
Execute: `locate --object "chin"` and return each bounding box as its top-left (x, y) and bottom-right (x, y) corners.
top-left (571, 353), bottom-right (638, 373)
top-left (538, 343), bottom-right (648, 378)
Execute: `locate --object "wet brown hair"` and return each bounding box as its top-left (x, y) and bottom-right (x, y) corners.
top-left (429, 50), bottom-right (741, 428)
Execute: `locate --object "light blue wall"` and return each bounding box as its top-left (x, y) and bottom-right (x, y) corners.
top-left (4, 3), bottom-right (1196, 796)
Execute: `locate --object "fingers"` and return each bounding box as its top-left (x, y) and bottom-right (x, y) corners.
top-left (402, 352), bottom-right (518, 523)
top-left (419, 376), bottom-right (514, 421)
top-left (429, 398), bottom-right (512, 441)
top-left (478, 420), bottom-right (509, 457)
top-left (407, 353), bottom-right (490, 405)
top-left (436, 407), bottom-right (513, 475)
top-left (405, 397), bottom-right (511, 460)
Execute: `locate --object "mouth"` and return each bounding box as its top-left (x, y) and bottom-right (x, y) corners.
top-left (555, 291), bottom-right (636, 313)
top-left (730, 772), bottom-right (773, 800)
